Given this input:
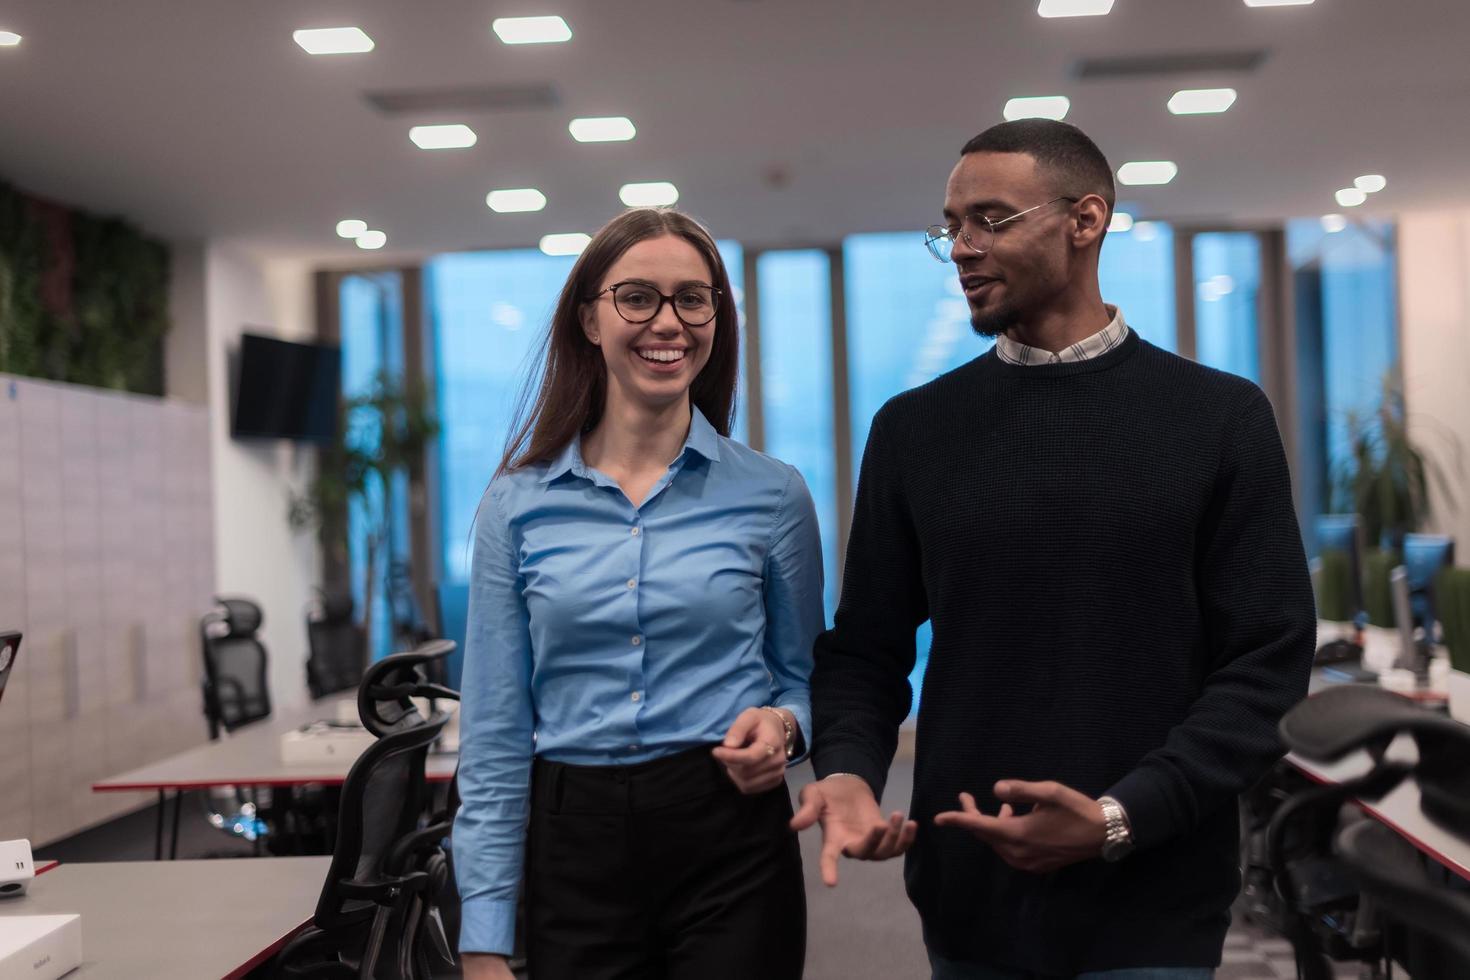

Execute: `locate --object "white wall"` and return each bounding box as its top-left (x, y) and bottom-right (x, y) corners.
top-left (168, 244), bottom-right (321, 714)
top-left (1397, 210), bottom-right (1470, 548)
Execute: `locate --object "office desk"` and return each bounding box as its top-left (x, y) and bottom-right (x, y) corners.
top-left (92, 696), bottom-right (457, 858)
top-left (0, 857), bottom-right (331, 979)
top-left (1288, 675), bottom-right (1470, 880)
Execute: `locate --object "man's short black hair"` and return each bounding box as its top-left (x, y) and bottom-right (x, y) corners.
top-left (961, 119), bottom-right (1116, 210)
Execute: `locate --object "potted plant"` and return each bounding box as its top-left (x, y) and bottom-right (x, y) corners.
top-left (291, 371), bottom-right (439, 658)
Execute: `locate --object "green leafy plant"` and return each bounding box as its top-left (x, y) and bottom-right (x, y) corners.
top-left (1435, 567), bottom-right (1470, 674)
top-left (291, 371), bottom-right (439, 653)
top-left (1333, 373), bottom-right (1454, 551)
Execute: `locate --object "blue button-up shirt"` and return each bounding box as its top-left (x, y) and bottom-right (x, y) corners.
top-left (453, 408), bottom-right (824, 955)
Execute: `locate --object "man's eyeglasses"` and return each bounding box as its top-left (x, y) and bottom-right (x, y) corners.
top-left (589, 280), bottom-right (721, 327)
top-left (924, 196), bottom-right (1078, 263)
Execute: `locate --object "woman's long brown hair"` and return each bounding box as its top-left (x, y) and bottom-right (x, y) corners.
top-left (495, 208), bottom-right (739, 478)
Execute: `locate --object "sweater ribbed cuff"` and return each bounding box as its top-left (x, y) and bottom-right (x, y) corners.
top-left (811, 742), bottom-right (889, 803)
top-left (1103, 766), bottom-right (1179, 852)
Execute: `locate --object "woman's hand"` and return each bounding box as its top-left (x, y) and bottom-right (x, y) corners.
top-left (462, 953), bottom-right (517, 979)
top-left (712, 707), bottom-right (790, 794)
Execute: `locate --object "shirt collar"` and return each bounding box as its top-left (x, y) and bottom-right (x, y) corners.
top-left (994, 306), bottom-right (1129, 366)
top-left (538, 406), bottom-right (722, 484)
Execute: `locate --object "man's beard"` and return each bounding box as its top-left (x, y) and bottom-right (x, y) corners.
top-left (970, 301), bottom-right (1020, 339)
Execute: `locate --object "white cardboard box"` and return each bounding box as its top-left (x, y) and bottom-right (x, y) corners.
top-left (0, 914), bottom-right (82, 980)
top-left (280, 724), bottom-right (376, 765)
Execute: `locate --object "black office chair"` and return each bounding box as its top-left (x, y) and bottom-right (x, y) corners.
top-left (307, 590), bottom-right (369, 700)
top-left (201, 596), bottom-right (272, 740)
top-left (275, 641), bottom-right (458, 980)
top-left (1269, 685), bottom-right (1470, 978)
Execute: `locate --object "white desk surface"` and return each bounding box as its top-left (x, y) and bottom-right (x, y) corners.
top-left (0, 857), bottom-right (331, 979)
top-left (1288, 679), bottom-right (1470, 881)
top-left (92, 695), bottom-right (458, 792)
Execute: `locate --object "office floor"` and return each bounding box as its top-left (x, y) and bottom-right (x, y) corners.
top-left (37, 764), bottom-right (1373, 979)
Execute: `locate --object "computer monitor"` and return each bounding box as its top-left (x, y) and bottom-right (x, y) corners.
top-left (1315, 514), bottom-right (1366, 626)
top-left (1401, 533), bottom-right (1455, 639)
top-left (0, 632), bottom-right (20, 710)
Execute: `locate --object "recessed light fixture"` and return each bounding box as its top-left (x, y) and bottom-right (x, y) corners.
top-left (1335, 188), bottom-right (1367, 207)
top-left (1243, 0), bottom-right (1314, 7)
top-left (409, 124), bottom-right (478, 150)
top-left (492, 16), bottom-right (572, 44)
top-left (0, 31), bottom-right (22, 47)
top-left (1321, 214), bottom-right (1348, 233)
top-left (1168, 88), bottom-right (1237, 115)
top-left (1004, 96), bottom-right (1071, 121)
top-left (619, 182), bottom-right (680, 207)
top-left (1108, 212), bottom-right (1135, 233)
top-left (1117, 161), bottom-right (1178, 186)
top-left (336, 219), bottom-right (368, 239)
top-left (1132, 221), bottom-right (1160, 242)
top-left (486, 188), bottom-right (548, 213)
top-left (1038, 0), bottom-right (1115, 16)
top-left (293, 27), bottom-right (375, 55)
top-left (1354, 174), bottom-right (1387, 193)
top-left (356, 230), bottom-right (387, 250)
top-left (540, 233), bottom-right (591, 256)
top-left (569, 117), bottom-right (636, 143)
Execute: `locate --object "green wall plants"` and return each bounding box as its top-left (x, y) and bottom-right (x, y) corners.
top-left (0, 179), bottom-right (170, 395)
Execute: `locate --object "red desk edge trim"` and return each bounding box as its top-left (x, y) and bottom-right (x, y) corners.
top-left (34, 860), bottom-right (58, 876)
top-left (223, 915), bottom-right (314, 980)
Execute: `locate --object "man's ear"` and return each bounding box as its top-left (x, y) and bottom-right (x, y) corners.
top-left (1074, 194), bottom-right (1110, 250)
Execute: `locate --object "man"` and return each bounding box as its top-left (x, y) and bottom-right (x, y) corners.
top-left (791, 119), bottom-right (1316, 978)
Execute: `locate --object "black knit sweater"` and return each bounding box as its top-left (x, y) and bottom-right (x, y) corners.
top-left (811, 330), bottom-right (1316, 973)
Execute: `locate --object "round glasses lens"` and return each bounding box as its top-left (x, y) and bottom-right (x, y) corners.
top-left (925, 226), bottom-right (954, 263)
top-left (672, 286), bottom-right (716, 325)
top-left (612, 283), bottom-right (660, 322)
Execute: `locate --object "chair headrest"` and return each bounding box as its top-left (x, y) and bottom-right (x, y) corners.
top-left (316, 591), bottom-right (355, 624)
top-left (357, 639), bottom-right (458, 737)
top-left (215, 597), bottom-right (263, 638)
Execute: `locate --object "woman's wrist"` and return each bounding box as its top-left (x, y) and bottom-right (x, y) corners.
top-left (760, 706), bottom-right (801, 758)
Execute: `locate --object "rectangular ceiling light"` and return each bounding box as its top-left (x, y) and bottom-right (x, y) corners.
top-left (493, 16), bottom-right (572, 44)
top-left (569, 116), bottom-right (636, 142)
top-left (409, 124), bottom-right (478, 149)
top-left (1004, 96), bottom-right (1071, 121)
top-left (1244, 0), bottom-right (1314, 6)
top-left (486, 188), bottom-right (548, 213)
top-left (619, 182), bottom-right (680, 207)
top-left (0, 31), bottom-right (22, 47)
top-left (1168, 88), bottom-right (1237, 115)
top-left (540, 233), bottom-right (591, 256)
top-left (1117, 161), bottom-right (1179, 186)
top-left (1108, 212), bottom-right (1134, 233)
top-left (1038, 0), bottom-right (1115, 17)
top-left (293, 27), bottom-right (375, 55)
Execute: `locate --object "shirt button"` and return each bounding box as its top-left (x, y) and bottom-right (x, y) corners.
top-left (631, 691), bottom-right (641, 702)
top-left (630, 526), bottom-right (641, 537)
top-left (626, 578), bottom-right (637, 589)
top-left (631, 635), bottom-right (642, 646)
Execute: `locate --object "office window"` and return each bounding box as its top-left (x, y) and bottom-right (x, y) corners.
top-left (1287, 219), bottom-right (1399, 551)
top-left (428, 241), bottom-right (745, 583)
top-left (757, 250), bottom-right (840, 617)
top-left (339, 272), bottom-right (406, 658)
top-left (1193, 232), bottom-right (1262, 383)
top-left (1100, 223), bottom-right (1176, 352)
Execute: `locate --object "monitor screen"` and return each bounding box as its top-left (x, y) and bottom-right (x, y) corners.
top-left (0, 632), bottom-right (19, 710)
top-left (232, 334), bottom-right (341, 445)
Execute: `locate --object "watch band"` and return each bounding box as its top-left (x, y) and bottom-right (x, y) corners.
top-left (1098, 796), bottom-right (1134, 862)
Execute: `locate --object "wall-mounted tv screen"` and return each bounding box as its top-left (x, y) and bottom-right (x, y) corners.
top-left (231, 333), bottom-right (341, 445)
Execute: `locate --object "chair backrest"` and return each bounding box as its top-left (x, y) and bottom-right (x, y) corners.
top-left (1335, 820), bottom-right (1470, 961)
top-left (306, 590), bottom-right (368, 700)
top-left (200, 597), bottom-right (271, 738)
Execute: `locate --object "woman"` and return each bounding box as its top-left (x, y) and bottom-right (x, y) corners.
top-left (454, 208), bottom-right (823, 980)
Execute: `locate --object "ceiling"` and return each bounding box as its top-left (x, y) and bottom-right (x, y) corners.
top-left (1, 0), bottom-right (1467, 262)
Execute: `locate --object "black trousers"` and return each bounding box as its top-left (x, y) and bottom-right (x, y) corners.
top-left (525, 745), bottom-right (806, 980)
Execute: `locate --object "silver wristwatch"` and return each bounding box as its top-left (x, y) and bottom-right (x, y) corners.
top-left (1098, 796), bottom-right (1134, 862)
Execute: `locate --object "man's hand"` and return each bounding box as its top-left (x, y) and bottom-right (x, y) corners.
top-left (789, 775), bottom-right (917, 886)
top-left (461, 952), bottom-right (516, 979)
top-left (712, 707), bottom-right (789, 794)
top-left (933, 780), bottom-right (1106, 874)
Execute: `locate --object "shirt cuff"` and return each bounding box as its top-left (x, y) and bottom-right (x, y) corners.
top-left (458, 896), bottom-right (519, 956)
top-left (772, 699), bottom-right (813, 766)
